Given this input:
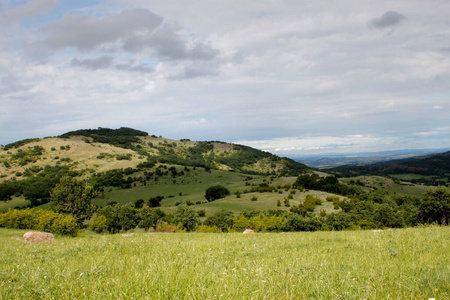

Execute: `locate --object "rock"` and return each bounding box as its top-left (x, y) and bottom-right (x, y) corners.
top-left (122, 233), bottom-right (135, 237)
top-left (23, 231), bottom-right (55, 243)
top-left (243, 229), bottom-right (255, 234)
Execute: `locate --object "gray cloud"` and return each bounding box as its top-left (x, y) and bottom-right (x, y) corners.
top-left (116, 61), bottom-right (154, 73)
top-left (371, 11), bottom-right (405, 29)
top-left (6, 0), bottom-right (58, 23)
top-left (171, 62), bottom-right (219, 80)
top-left (44, 9), bottom-right (163, 50)
top-left (71, 55), bottom-right (114, 70)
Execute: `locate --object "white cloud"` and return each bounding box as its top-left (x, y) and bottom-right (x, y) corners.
top-left (1, 0), bottom-right (450, 153)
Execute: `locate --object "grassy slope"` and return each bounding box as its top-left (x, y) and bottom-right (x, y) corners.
top-left (340, 176), bottom-right (430, 197)
top-left (0, 136), bottom-right (145, 181)
top-left (1, 226), bottom-right (448, 299)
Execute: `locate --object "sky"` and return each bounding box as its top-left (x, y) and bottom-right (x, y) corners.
top-left (1, 0), bottom-right (449, 155)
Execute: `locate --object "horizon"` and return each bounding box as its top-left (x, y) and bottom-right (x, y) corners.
top-left (1, 1), bottom-right (449, 155)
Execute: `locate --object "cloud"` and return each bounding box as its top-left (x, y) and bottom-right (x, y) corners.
top-left (44, 9), bottom-right (163, 51)
top-left (371, 11), bottom-right (405, 29)
top-left (6, 0), bottom-right (58, 23)
top-left (115, 61), bottom-right (155, 73)
top-left (71, 55), bottom-right (114, 70)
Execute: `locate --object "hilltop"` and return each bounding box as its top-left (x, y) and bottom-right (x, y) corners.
top-left (0, 127), bottom-right (309, 211)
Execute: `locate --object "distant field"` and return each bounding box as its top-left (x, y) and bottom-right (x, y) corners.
top-left (340, 176), bottom-right (430, 197)
top-left (1, 226), bottom-right (448, 299)
top-left (92, 169), bottom-right (342, 217)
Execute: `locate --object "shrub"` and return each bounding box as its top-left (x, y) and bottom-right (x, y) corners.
top-left (91, 215), bottom-right (108, 233)
top-left (205, 185), bottom-right (230, 201)
top-left (204, 209), bottom-right (234, 232)
top-left (0, 208), bottom-right (79, 236)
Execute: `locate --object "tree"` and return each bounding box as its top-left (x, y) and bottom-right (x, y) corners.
top-left (204, 209), bottom-right (234, 232)
top-left (97, 203), bottom-right (139, 233)
top-left (420, 187), bottom-right (450, 225)
top-left (174, 204), bottom-right (198, 231)
top-left (50, 176), bottom-right (95, 224)
top-left (138, 207), bottom-right (166, 231)
top-left (205, 185), bottom-right (230, 201)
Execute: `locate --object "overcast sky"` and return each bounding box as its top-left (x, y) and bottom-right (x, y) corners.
top-left (1, 0), bottom-right (449, 155)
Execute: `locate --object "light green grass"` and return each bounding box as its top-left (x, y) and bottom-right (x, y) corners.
top-left (1, 226), bottom-right (448, 299)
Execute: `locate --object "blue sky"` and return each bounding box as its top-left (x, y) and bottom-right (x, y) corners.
top-left (1, 0), bottom-right (449, 155)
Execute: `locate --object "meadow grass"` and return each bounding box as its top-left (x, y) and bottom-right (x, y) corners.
top-left (1, 226), bottom-right (448, 299)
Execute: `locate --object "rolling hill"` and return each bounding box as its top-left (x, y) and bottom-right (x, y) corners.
top-left (0, 127), bottom-right (309, 212)
top-left (328, 150), bottom-right (450, 186)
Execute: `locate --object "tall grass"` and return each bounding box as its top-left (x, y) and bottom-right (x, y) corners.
top-left (1, 226), bottom-right (448, 299)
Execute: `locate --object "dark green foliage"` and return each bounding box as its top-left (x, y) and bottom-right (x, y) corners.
top-left (148, 196), bottom-right (164, 207)
top-left (3, 138), bottom-right (41, 151)
top-left (205, 185), bottom-right (230, 201)
top-left (214, 144), bottom-right (275, 171)
top-left (419, 187), bottom-right (450, 224)
top-left (0, 165), bottom-right (77, 205)
top-left (283, 214), bottom-right (324, 231)
top-left (328, 151), bottom-right (450, 186)
top-left (59, 127), bottom-right (148, 149)
top-left (174, 204), bottom-right (198, 231)
top-left (50, 176), bottom-right (96, 224)
top-left (138, 208), bottom-right (166, 231)
top-left (294, 174), bottom-right (359, 196)
top-left (97, 203), bottom-right (139, 233)
top-left (204, 209), bottom-right (234, 232)
top-left (134, 199), bottom-right (145, 208)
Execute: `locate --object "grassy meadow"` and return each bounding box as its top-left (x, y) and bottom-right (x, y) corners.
top-left (1, 226), bottom-right (449, 299)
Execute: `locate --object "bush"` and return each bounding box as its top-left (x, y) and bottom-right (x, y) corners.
top-left (205, 185), bottom-right (230, 201)
top-left (91, 215), bottom-right (108, 233)
top-left (204, 209), bottom-right (234, 232)
top-left (0, 208), bottom-right (79, 236)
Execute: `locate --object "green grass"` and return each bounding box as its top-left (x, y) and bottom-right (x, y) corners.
top-left (1, 226), bottom-right (449, 299)
top-left (340, 176), bottom-right (430, 197)
top-left (0, 197), bottom-right (30, 213)
top-left (93, 169), bottom-right (342, 217)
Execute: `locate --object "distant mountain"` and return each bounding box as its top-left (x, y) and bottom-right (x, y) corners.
top-left (326, 150), bottom-right (450, 186)
top-left (292, 148), bottom-right (450, 169)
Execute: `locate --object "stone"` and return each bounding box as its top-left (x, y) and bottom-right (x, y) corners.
top-left (23, 231), bottom-right (55, 243)
top-left (122, 233), bottom-right (135, 237)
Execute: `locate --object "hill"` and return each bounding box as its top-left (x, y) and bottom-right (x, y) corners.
top-left (0, 127), bottom-right (309, 211)
top-left (327, 150), bottom-right (450, 186)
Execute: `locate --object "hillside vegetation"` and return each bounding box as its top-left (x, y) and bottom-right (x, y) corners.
top-left (1, 127), bottom-right (449, 234)
top-left (328, 150), bottom-right (450, 186)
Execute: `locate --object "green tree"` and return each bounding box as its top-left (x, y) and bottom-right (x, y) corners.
top-left (138, 208), bottom-right (166, 231)
top-left (204, 209), bottom-right (234, 232)
top-left (205, 185), bottom-right (230, 201)
top-left (420, 187), bottom-right (450, 225)
top-left (50, 176), bottom-right (95, 224)
top-left (97, 203), bottom-right (139, 233)
top-left (174, 204), bottom-right (198, 231)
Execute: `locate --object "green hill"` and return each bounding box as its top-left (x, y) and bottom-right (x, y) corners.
top-left (0, 127), bottom-right (309, 212)
top-left (328, 150), bottom-right (450, 186)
